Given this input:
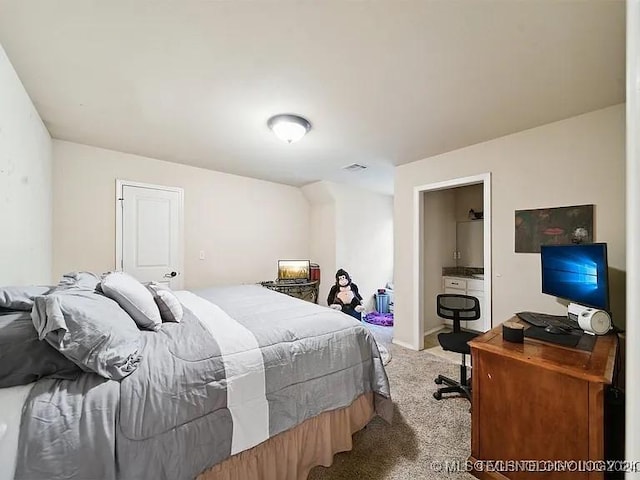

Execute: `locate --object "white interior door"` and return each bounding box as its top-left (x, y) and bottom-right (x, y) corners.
top-left (116, 181), bottom-right (184, 289)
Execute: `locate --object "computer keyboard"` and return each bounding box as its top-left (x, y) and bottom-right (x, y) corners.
top-left (516, 311), bottom-right (579, 330)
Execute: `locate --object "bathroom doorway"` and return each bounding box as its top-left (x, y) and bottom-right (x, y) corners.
top-left (412, 173), bottom-right (492, 348)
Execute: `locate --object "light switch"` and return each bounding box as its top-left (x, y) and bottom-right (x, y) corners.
top-left (199, 250), bottom-right (205, 260)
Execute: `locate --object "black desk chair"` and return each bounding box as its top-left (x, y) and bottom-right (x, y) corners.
top-left (433, 294), bottom-right (481, 401)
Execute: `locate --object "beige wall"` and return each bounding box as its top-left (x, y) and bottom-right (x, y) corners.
top-left (422, 189), bottom-right (456, 331)
top-left (302, 181), bottom-right (394, 309)
top-left (301, 182), bottom-right (337, 305)
top-left (333, 183), bottom-right (394, 311)
top-left (454, 183), bottom-right (483, 222)
top-left (53, 140), bottom-right (310, 288)
top-left (394, 105), bottom-right (625, 349)
top-left (627, 0), bottom-right (640, 462)
top-left (0, 43), bottom-right (52, 285)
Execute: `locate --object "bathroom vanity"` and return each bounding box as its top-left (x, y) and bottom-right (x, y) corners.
top-left (442, 274), bottom-right (485, 332)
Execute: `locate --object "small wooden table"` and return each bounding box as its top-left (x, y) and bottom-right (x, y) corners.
top-left (469, 317), bottom-right (617, 480)
top-left (260, 280), bottom-right (319, 304)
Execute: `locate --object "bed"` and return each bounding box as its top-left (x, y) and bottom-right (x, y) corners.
top-left (0, 282), bottom-right (392, 480)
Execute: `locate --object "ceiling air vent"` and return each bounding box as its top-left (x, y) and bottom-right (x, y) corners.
top-left (342, 163), bottom-right (368, 173)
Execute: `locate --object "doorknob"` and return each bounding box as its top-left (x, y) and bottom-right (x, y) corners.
top-left (164, 271), bottom-right (178, 278)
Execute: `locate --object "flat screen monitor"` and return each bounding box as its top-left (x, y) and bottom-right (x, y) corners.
top-left (277, 260), bottom-right (310, 281)
top-left (540, 243), bottom-right (609, 311)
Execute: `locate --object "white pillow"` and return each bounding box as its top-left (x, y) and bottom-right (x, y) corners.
top-left (146, 283), bottom-right (183, 323)
top-left (100, 272), bottom-right (162, 331)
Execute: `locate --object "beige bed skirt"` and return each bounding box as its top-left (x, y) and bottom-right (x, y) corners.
top-left (197, 393), bottom-right (375, 480)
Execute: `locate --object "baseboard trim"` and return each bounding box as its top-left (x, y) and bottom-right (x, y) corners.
top-left (424, 326), bottom-right (444, 337)
top-left (392, 339), bottom-right (418, 350)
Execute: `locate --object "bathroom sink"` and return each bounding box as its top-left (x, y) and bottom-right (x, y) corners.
top-left (472, 274), bottom-right (485, 280)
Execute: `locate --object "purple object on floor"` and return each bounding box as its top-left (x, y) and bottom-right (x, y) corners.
top-left (364, 312), bottom-right (394, 326)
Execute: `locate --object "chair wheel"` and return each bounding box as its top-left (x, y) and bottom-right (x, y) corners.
top-left (433, 391), bottom-right (442, 400)
top-left (434, 377), bottom-right (443, 385)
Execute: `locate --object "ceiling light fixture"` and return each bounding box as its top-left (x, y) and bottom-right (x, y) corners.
top-left (267, 114), bottom-right (311, 144)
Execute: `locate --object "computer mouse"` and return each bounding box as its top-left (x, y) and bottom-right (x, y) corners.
top-left (544, 325), bottom-right (569, 334)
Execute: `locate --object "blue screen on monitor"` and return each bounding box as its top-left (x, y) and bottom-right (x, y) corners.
top-left (540, 243), bottom-right (609, 311)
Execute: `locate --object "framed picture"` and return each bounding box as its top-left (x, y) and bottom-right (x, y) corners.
top-left (514, 204), bottom-right (594, 253)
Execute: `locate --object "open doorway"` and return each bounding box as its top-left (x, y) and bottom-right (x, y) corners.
top-left (413, 173), bottom-right (492, 349)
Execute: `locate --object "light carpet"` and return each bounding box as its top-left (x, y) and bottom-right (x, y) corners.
top-left (308, 346), bottom-right (475, 480)
top-left (423, 346), bottom-right (463, 365)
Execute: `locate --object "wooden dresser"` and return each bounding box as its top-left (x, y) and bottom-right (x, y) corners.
top-left (469, 318), bottom-right (617, 480)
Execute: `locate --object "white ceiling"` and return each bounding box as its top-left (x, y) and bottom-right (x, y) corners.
top-left (0, 1), bottom-right (625, 194)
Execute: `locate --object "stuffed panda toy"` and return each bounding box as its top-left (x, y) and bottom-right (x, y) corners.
top-left (327, 269), bottom-right (365, 320)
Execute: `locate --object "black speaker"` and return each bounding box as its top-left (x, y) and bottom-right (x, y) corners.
top-left (604, 386), bottom-right (625, 480)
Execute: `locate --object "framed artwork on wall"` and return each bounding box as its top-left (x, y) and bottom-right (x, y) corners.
top-left (514, 204), bottom-right (594, 253)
